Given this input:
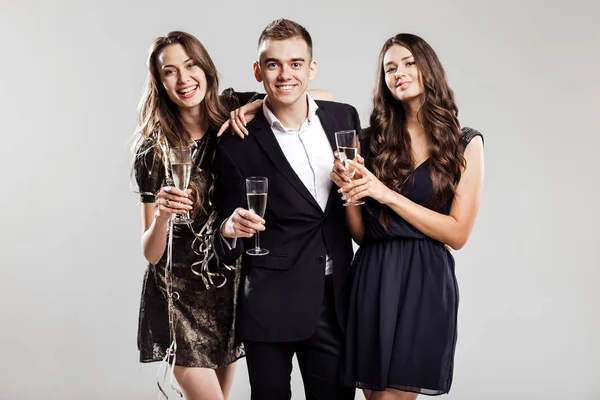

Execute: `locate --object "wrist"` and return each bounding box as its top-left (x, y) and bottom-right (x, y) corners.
top-left (154, 210), bottom-right (170, 224)
top-left (380, 187), bottom-right (396, 206)
top-left (220, 218), bottom-right (232, 239)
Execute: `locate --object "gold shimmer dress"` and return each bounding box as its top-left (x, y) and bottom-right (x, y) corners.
top-left (133, 90), bottom-right (258, 367)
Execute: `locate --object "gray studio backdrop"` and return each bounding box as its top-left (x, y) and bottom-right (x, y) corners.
top-left (1, 0), bottom-right (598, 399)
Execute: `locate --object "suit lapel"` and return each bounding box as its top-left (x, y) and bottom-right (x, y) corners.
top-left (252, 112), bottom-right (322, 213)
top-left (317, 106), bottom-right (338, 152)
top-left (316, 105), bottom-right (343, 218)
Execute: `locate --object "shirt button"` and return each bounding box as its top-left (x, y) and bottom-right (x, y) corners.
top-left (317, 256), bottom-right (324, 263)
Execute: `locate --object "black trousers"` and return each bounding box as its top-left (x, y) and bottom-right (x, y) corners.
top-left (244, 275), bottom-right (356, 400)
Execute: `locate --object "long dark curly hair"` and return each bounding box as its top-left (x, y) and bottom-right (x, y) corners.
top-left (368, 33), bottom-right (466, 226)
top-left (134, 31), bottom-right (227, 217)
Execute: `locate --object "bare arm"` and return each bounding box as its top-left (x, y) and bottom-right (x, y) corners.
top-left (344, 205), bottom-right (364, 245)
top-left (141, 204), bottom-right (169, 264)
top-left (342, 136), bottom-right (484, 250)
top-left (140, 187), bottom-right (192, 264)
top-left (308, 89), bottom-right (335, 101)
top-left (218, 89), bottom-right (335, 137)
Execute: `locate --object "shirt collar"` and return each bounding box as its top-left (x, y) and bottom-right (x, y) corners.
top-left (262, 92), bottom-right (319, 131)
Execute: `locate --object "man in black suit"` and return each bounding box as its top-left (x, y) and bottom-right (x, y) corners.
top-left (213, 18), bottom-right (359, 400)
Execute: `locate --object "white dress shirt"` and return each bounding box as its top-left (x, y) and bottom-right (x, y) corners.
top-left (263, 93), bottom-right (334, 275)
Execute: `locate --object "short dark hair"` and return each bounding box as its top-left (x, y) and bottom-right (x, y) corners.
top-left (257, 18), bottom-right (313, 57)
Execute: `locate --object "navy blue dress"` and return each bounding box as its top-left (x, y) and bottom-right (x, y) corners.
top-left (341, 128), bottom-right (483, 395)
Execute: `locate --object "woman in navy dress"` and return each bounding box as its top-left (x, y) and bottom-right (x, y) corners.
top-left (333, 34), bottom-right (485, 399)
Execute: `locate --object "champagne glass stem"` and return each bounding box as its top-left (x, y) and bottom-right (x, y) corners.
top-left (255, 232), bottom-right (261, 252)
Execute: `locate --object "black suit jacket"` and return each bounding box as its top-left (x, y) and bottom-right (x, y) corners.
top-left (213, 100), bottom-right (361, 342)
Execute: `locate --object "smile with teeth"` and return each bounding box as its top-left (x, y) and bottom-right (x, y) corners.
top-left (276, 84), bottom-right (296, 91)
top-left (177, 85), bottom-right (198, 96)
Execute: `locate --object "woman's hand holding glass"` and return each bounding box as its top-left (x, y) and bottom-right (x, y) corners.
top-left (332, 152), bottom-right (366, 199)
top-left (154, 187), bottom-right (193, 222)
top-left (337, 160), bottom-right (394, 205)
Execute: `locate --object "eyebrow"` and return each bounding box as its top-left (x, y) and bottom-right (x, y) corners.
top-left (384, 56), bottom-right (414, 67)
top-left (263, 57), bottom-right (306, 64)
top-left (162, 58), bottom-right (193, 69)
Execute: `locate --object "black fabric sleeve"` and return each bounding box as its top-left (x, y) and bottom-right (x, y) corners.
top-left (133, 139), bottom-right (165, 203)
top-left (211, 140), bottom-right (246, 264)
top-left (220, 88), bottom-right (264, 112)
top-left (460, 127), bottom-right (484, 151)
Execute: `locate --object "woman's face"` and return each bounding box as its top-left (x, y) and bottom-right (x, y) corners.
top-left (383, 44), bottom-right (423, 104)
top-left (156, 43), bottom-right (208, 110)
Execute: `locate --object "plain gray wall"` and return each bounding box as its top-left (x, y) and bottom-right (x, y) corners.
top-left (0, 0), bottom-right (598, 399)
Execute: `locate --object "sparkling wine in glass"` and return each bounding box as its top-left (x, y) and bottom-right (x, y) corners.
top-left (246, 177), bottom-right (269, 256)
top-left (335, 130), bottom-right (364, 206)
top-left (169, 147), bottom-right (194, 224)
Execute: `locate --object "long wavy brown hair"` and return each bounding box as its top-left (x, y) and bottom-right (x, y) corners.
top-left (368, 33), bottom-right (466, 226)
top-left (134, 31), bottom-right (227, 217)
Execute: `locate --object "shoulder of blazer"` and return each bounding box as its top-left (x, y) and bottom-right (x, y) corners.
top-left (314, 99), bottom-right (358, 116)
top-left (217, 111), bottom-right (270, 157)
top-left (216, 130), bottom-right (248, 155)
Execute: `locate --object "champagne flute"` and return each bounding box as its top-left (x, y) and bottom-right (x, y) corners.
top-left (168, 147), bottom-right (194, 224)
top-left (246, 177), bottom-right (269, 256)
top-left (335, 130), bottom-right (364, 206)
